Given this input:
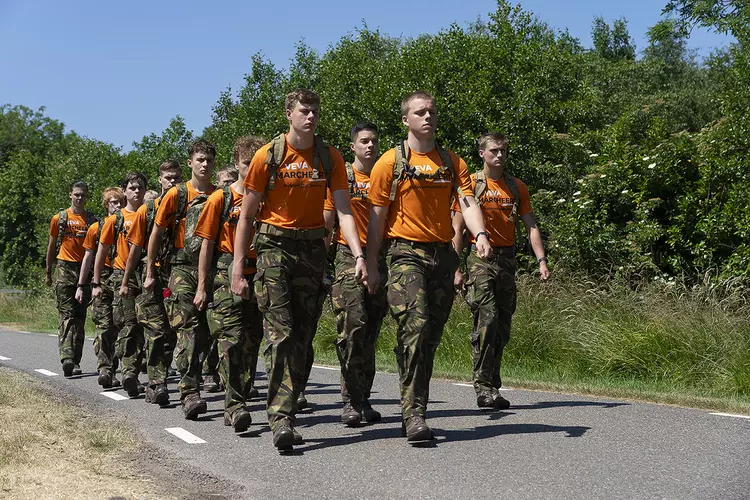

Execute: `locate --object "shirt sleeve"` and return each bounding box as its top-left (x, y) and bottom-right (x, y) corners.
top-left (367, 149), bottom-right (396, 207)
top-left (49, 213), bottom-right (60, 237)
top-left (454, 154), bottom-right (474, 199)
top-left (127, 204), bottom-right (148, 247)
top-left (194, 189), bottom-right (223, 241)
top-left (516, 179), bottom-right (532, 216)
top-left (452, 174), bottom-right (476, 213)
top-left (83, 223), bottom-right (98, 251)
top-left (154, 186), bottom-right (179, 228)
top-left (99, 215), bottom-right (116, 246)
top-left (243, 146), bottom-right (271, 193)
top-left (327, 147), bottom-right (349, 193)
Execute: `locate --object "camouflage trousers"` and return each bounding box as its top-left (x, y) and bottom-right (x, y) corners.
top-left (164, 264), bottom-right (210, 399)
top-left (300, 259), bottom-right (331, 394)
top-left (92, 266), bottom-right (119, 375)
top-left (110, 268), bottom-right (143, 377)
top-left (331, 244), bottom-right (388, 405)
top-left (54, 260), bottom-right (89, 365)
top-left (135, 267), bottom-right (176, 387)
top-left (206, 260), bottom-right (263, 415)
top-left (254, 233), bottom-right (326, 429)
top-left (386, 240), bottom-right (459, 419)
top-left (465, 250), bottom-right (517, 394)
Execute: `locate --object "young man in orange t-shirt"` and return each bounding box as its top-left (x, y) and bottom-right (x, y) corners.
top-left (193, 135), bottom-right (265, 432)
top-left (323, 122), bottom-right (388, 426)
top-left (121, 160), bottom-right (182, 406)
top-left (45, 181), bottom-right (96, 377)
top-left (92, 172), bottom-right (147, 398)
top-left (145, 139), bottom-right (216, 419)
top-left (76, 187), bottom-right (125, 388)
top-left (231, 89), bottom-right (367, 450)
top-left (452, 132), bottom-right (550, 410)
top-left (366, 91), bottom-right (492, 443)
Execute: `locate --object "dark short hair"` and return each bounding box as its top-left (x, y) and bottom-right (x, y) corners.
top-left (285, 89), bottom-right (320, 111)
top-left (401, 90), bottom-right (435, 116)
top-left (232, 135), bottom-right (266, 165)
top-left (478, 132), bottom-right (509, 151)
top-left (188, 138), bottom-right (216, 159)
top-left (121, 171), bottom-right (147, 190)
top-left (159, 159), bottom-right (182, 175)
top-left (350, 122), bottom-right (379, 142)
top-left (70, 180), bottom-right (88, 192)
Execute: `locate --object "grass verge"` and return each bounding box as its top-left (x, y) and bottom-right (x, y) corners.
top-left (0, 368), bottom-right (162, 499)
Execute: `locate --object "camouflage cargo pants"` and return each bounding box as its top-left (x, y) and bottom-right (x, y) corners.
top-left (110, 269), bottom-right (144, 377)
top-left (54, 260), bottom-right (88, 365)
top-left (465, 251), bottom-right (516, 394)
top-left (207, 262), bottom-right (263, 415)
top-left (300, 259), bottom-right (331, 395)
top-left (253, 233), bottom-right (326, 429)
top-left (135, 267), bottom-right (176, 387)
top-left (386, 240), bottom-right (459, 419)
top-left (331, 244), bottom-right (388, 405)
top-left (164, 264), bottom-right (210, 399)
top-left (92, 266), bottom-right (118, 375)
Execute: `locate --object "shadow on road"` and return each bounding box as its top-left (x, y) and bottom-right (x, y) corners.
top-left (511, 400), bottom-right (629, 410)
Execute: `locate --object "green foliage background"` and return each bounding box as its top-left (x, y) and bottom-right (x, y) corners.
top-left (1, 0), bottom-right (748, 287)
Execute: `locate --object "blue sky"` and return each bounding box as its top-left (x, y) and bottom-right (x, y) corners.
top-left (0, 0), bottom-right (733, 150)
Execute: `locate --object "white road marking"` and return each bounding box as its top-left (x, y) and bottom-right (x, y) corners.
top-left (312, 365), bottom-right (339, 371)
top-left (452, 383), bottom-right (512, 391)
top-left (47, 334), bottom-right (56, 337)
top-left (0, 356), bottom-right (10, 361)
top-left (453, 383), bottom-right (473, 387)
top-left (18, 331), bottom-right (31, 334)
top-left (100, 391), bottom-right (129, 401)
top-left (35, 369), bottom-right (58, 376)
top-left (710, 412), bottom-right (750, 420)
top-left (165, 427), bottom-right (206, 444)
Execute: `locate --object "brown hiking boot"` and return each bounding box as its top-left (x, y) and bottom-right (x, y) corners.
top-left (203, 374), bottom-right (221, 393)
top-left (272, 418), bottom-right (296, 449)
top-left (296, 392), bottom-right (308, 410)
top-left (341, 402), bottom-right (362, 427)
top-left (62, 359), bottom-right (74, 377)
top-left (224, 408), bottom-right (252, 432)
top-left (245, 384), bottom-right (259, 400)
top-left (476, 391), bottom-right (495, 409)
top-left (493, 393), bottom-right (511, 410)
top-left (111, 376), bottom-right (121, 388)
top-left (403, 415), bottom-right (433, 442)
top-left (72, 364), bottom-right (82, 376)
top-left (152, 385), bottom-right (169, 406)
top-left (362, 400), bottom-right (381, 422)
top-left (181, 393), bottom-right (207, 420)
top-left (122, 374), bottom-right (140, 399)
top-left (98, 371), bottom-right (113, 388)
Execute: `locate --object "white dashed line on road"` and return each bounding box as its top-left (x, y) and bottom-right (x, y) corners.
top-left (710, 412), bottom-right (750, 420)
top-left (452, 383), bottom-right (513, 391)
top-left (34, 369), bottom-right (58, 376)
top-left (312, 365), bottom-right (339, 371)
top-left (47, 334), bottom-right (56, 337)
top-left (453, 383), bottom-right (473, 388)
top-left (0, 356), bottom-right (10, 361)
top-left (100, 391), bottom-right (129, 401)
top-left (166, 427), bottom-right (206, 444)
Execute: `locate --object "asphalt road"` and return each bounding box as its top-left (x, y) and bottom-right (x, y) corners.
top-left (1, 326), bottom-right (748, 500)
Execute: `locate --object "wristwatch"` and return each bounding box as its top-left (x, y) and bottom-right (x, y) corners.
top-left (476, 231), bottom-right (489, 241)
top-left (355, 255), bottom-right (366, 262)
top-left (90, 282), bottom-right (101, 288)
top-left (537, 256), bottom-right (548, 264)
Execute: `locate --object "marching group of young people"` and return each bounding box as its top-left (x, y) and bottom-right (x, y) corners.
top-left (44, 89), bottom-right (549, 450)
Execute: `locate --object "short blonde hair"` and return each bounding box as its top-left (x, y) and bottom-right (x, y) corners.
top-left (285, 89), bottom-right (320, 111)
top-left (401, 90), bottom-right (434, 117)
top-left (101, 187), bottom-right (125, 211)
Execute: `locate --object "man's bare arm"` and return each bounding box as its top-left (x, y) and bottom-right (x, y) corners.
top-left (121, 245), bottom-right (142, 296)
top-left (332, 189), bottom-right (367, 282)
top-left (231, 190), bottom-right (262, 298)
top-left (365, 205), bottom-right (389, 294)
top-left (45, 235), bottom-right (56, 286)
top-left (451, 210), bottom-right (467, 289)
top-left (323, 209), bottom-right (335, 251)
top-left (195, 237), bottom-right (214, 311)
top-left (458, 195), bottom-right (492, 259)
top-left (521, 212), bottom-right (550, 281)
top-left (144, 224), bottom-right (166, 291)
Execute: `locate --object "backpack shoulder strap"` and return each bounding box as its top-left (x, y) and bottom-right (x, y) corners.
top-left (436, 143), bottom-right (464, 200)
top-left (390, 141), bottom-right (410, 201)
top-left (503, 171), bottom-right (523, 235)
top-left (109, 211), bottom-right (124, 261)
top-left (264, 134), bottom-right (286, 196)
top-left (345, 162), bottom-right (355, 195)
top-left (219, 185), bottom-right (233, 228)
top-left (56, 209), bottom-right (67, 255)
top-left (314, 135), bottom-right (334, 189)
top-left (474, 171), bottom-right (487, 206)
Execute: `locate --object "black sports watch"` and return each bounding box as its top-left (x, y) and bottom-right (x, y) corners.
top-left (537, 256), bottom-right (548, 264)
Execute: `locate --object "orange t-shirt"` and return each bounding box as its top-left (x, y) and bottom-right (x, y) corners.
top-left (453, 173), bottom-right (532, 247)
top-left (100, 209), bottom-right (139, 270)
top-left (83, 222), bottom-right (112, 268)
top-left (368, 147), bottom-right (474, 243)
top-left (324, 165), bottom-right (371, 247)
top-left (155, 182), bottom-right (215, 249)
top-left (49, 209), bottom-right (92, 262)
top-left (194, 186), bottom-right (257, 274)
top-left (126, 199), bottom-right (159, 249)
top-left (243, 138), bottom-right (348, 230)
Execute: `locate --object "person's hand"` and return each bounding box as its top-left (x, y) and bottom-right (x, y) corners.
top-left (454, 269), bottom-right (465, 290)
top-left (539, 261), bottom-right (550, 281)
top-left (143, 275), bottom-right (155, 293)
top-left (119, 283), bottom-right (130, 297)
top-left (75, 287), bottom-right (84, 304)
top-left (475, 234), bottom-right (492, 259)
top-left (231, 271), bottom-right (250, 300)
top-left (92, 285), bottom-right (102, 299)
top-left (193, 287), bottom-right (208, 311)
top-left (354, 257), bottom-right (368, 285)
top-left (44, 273), bottom-right (52, 287)
top-left (366, 264), bottom-right (380, 295)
